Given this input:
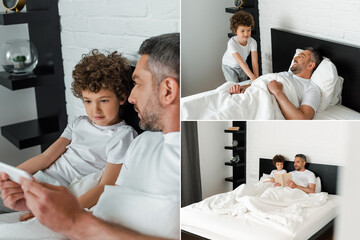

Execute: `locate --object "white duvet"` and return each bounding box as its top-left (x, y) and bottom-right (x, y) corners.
top-left (185, 182), bottom-right (328, 235)
top-left (0, 171), bottom-right (102, 240)
top-left (181, 73), bottom-right (301, 120)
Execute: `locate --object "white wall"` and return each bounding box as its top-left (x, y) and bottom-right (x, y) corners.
top-left (58, 0), bottom-right (180, 122)
top-left (246, 121), bottom-right (348, 184)
top-left (259, 0), bottom-right (360, 74)
top-left (0, 17), bottom-right (41, 166)
top-left (182, 0), bottom-right (360, 96)
top-left (181, 0), bottom-right (234, 97)
top-left (197, 121), bottom-right (232, 199)
top-left (335, 122), bottom-right (360, 239)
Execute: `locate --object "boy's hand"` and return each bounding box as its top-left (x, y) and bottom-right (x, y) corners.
top-left (229, 84), bottom-right (250, 94)
top-left (20, 211), bottom-right (35, 222)
top-left (0, 173), bottom-right (29, 212)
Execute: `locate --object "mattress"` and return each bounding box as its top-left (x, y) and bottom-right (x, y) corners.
top-left (314, 104), bottom-right (360, 120)
top-left (181, 194), bottom-right (341, 240)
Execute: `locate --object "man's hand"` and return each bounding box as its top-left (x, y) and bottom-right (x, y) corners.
top-left (20, 177), bottom-right (86, 235)
top-left (229, 84), bottom-right (250, 94)
top-left (273, 182), bottom-right (282, 187)
top-left (0, 173), bottom-right (29, 211)
top-left (267, 80), bottom-right (283, 97)
top-left (286, 179), bottom-right (297, 188)
top-left (20, 211), bottom-right (35, 222)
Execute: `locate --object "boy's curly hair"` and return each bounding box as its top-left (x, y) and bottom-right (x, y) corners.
top-left (272, 154), bottom-right (285, 166)
top-left (230, 11), bottom-right (255, 34)
top-left (72, 49), bottom-right (133, 102)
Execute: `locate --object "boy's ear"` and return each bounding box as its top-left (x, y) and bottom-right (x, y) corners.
top-left (158, 77), bottom-right (179, 106)
top-left (119, 94), bottom-right (127, 105)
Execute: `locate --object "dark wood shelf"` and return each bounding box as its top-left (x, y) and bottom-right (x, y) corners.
top-left (225, 161), bottom-right (246, 167)
top-left (224, 129), bottom-right (246, 134)
top-left (225, 177), bottom-right (246, 184)
top-left (0, 10), bottom-right (49, 25)
top-left (224, 146), bottom-right (245, 150)
top-left (0, 66), bottom-right (55, 90)
top-left (226, 7), bottom-right (256, 14)
top-left (1, 117), bottom-right (59, 149)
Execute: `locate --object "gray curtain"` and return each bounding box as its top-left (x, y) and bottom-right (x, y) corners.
top-left (181, 121), bottom-right (202, 207)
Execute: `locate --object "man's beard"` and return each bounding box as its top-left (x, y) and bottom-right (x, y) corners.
top-left (138, 97), bottom-right (163, 132)
top-left (290, 62), bottom-right (302, 75)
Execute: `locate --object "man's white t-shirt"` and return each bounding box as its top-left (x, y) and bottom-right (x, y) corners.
top-left (93, 131), bottom-right (180, 239)
top-left (291, 169), bottom-right (316, 188)
top-left (44, 116), bottom-right (138, 186)
top-left (270, 169), bottom-right (287, 178)
top-left (222, 36), bottom-right (257, 68)
top-left (279, 71), bottom-right (321, 112)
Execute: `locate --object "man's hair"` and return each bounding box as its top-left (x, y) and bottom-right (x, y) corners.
top-left (230, 11), bottom-right (255, 34)
top-left (72, 49), bottom-right (133, 102)
top-left (272, 154), bottom-right (285, 166)
top-left (295, 154), bottom-right (307, 162)
top-left (138, 33), bottom-right (180, 87)
top-left (305, 47), bottom-right (322, 73)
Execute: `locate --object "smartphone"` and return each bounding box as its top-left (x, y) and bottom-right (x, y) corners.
top-left (0, 162), bottom-right (32, 184)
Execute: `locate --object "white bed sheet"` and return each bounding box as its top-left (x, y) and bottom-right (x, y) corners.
top-left (181, 81), bottom-right (360, 120)
top-left (181, 194), bottom-right (341, 240)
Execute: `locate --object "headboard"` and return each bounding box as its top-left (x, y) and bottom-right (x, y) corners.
top-left (271, 28), bottom-right (360, 113)
top-left (259, 158), bottom-right (339, 195)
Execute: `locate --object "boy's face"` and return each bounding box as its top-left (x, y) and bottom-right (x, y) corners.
top-left (236, 25), bottom-right (252, 44)
top-left (275, 162), bottom-right (283, 171)
top-left (82, 88), bottom-right (125, 126)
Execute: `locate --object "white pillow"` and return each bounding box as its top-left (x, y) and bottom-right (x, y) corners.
top-left (289, 49), bottom-right (343, 111)
top-left (315, 177), bottom-right (322, 193)
top-left (260, 173), bottom-right (270, 183)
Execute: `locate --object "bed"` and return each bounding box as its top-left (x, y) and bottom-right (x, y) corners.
top-left (181, 28), bottom-right (360, 120)
top-left (181, 158), bottom-right (341, 240)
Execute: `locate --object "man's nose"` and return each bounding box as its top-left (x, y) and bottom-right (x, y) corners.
top-left (128, 89), bottom-right (135, 104)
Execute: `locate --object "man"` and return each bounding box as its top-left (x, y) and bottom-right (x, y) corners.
top-left (275, 154), bottom-right (316, 193)
top-left (0, 33), bottom-right (180, 239)
top-left (229, 47), bottom-right (322, 120)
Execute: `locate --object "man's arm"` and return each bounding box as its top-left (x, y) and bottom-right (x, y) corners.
top-left (286, 180), bottom-right (315, 194)
top-left (20, 178), bottom-right (172, 240)
top-left (267, 80), bottom-right (315, 120)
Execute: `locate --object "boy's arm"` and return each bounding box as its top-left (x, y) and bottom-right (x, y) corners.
top-left (232, 52), bottom-right (256, 81)
top-left (251, 51), bottom-right (259, 79)
top-left (17, 137), bottom-right (70, 174)
top-left (78, 163), bottom-right (123, 209)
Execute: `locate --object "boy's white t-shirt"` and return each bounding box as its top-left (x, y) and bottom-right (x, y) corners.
top-left (269, 169), bottom-right (287, 178)
top-left (290, 169), bottom-right (316, 187)
top-left (222, 36), bottom-right (257, 68)
top-left (44, 115), bottom-right (138, 186)
top-left (278, 71), bottom-right (321, 112)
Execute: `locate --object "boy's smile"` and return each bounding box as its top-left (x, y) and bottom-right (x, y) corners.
top-left (82, 88), bottom-right (125, 126)
top-left (236, 25), bottom-right (252, 46)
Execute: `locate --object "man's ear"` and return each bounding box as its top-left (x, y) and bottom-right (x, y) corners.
top-left (307, 62), bottom-right (316, 71)
top-left (158, 77), bottom-right (179, 106)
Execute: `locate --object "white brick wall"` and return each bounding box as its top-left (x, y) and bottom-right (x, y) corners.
top-left (259, 0), bottom-right (360, 74)
top-left (58, 0), bottom-right (180, 121)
